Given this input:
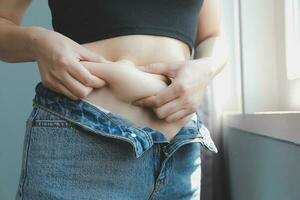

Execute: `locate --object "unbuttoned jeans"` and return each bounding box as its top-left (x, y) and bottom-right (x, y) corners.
top-left (15, 81), bottom-right (218, 200)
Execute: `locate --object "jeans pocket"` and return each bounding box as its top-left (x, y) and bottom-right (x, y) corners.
top-left (31, 106), bottom-right (73, 128)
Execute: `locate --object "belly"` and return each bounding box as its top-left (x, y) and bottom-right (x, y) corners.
top-left (80, 34), bottom-right (193, 141)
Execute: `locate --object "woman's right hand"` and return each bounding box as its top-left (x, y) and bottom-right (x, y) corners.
top-left (28, 27), bottom-right (111, 100)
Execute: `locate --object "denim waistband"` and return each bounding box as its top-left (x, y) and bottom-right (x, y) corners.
top-left (32, 81), bottom-right (218, 157)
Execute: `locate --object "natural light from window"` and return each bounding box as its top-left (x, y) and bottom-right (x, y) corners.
top-left (285, 0), bottom-right (300, 80)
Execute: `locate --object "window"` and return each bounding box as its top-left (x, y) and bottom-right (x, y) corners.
top-left (220, 0), bottom-right (300, 144)
top-left (285, 0), bottom-right (300, 80)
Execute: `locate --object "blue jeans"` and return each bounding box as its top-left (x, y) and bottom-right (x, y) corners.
top-left (15, 81), bottom-right (218, 200)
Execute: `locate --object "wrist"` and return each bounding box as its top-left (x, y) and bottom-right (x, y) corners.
top-left (193, 57), bottom-right (216, 80)
top-left (22, 26), bottom-right (47, 60)
top-left (193, 35), bottom-right (229, 79)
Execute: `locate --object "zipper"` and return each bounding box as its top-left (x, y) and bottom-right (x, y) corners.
top-left (160, 144), bottom-right (169, 157)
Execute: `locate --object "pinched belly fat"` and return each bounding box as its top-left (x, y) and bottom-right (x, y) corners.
top-left (79, 35), bottom-right (192, 140)
top-left (80, 59), bottom-right (192, 141)
top-left (81, 59), bottom-right (169, 103)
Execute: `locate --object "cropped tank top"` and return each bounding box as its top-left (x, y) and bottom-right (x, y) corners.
top-left (48, 0), bottom-right (204, 56)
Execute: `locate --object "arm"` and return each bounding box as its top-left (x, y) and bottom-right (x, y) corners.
top-left (0, 0), bottom-right (36, 62)
top-left (0, 0), bottom-right (109, 100)
top-left (194, 0), bottom-right (229, 78)
top-left (132, 0), bottom-right (229, 122)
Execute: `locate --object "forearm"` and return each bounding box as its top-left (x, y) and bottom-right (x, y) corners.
top-left (0, 18), bottom-right (42, 63)
top-left (193, 32), bottom-right (229, 79)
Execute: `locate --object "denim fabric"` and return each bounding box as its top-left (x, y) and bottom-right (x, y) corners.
top-left (15, 81), bottom-right (218, 200)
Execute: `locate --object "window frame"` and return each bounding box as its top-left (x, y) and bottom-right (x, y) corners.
top-left (284, 0), bottom-right (300, 80)
top-left (222, 0), bottom-right (300, 145)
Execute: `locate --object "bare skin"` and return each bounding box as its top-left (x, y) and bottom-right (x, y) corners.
top-left (0, 0), bottom-right (227, 141)
top-left (77, 39), bottom-right (193, 140)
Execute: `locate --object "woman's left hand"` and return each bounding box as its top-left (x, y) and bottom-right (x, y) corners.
top-left (132, 58), bottom-right (217, 122)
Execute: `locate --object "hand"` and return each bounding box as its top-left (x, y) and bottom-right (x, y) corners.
top-left (81, 59), bottom-right (171, 102)
top-left (132, 58), bottom-right (215, 122)
top-left (30, 27), bottom-right (111, 100)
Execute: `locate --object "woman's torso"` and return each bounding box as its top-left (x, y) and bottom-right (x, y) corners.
top-left (81, 34), bottom-right (193, 141)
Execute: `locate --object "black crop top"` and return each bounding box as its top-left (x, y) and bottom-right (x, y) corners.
top-left (48, 0), bottom-right (204, 56)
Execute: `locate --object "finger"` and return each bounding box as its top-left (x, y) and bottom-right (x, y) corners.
top-left (133, 83), bottom-right (179, 107)
top-left (165, 109), bottom-right (195, 122)
top-left (153, 97), bottom-right (183, 119)
top-left (136, 63), bottom-right (169, 75)
top-left (62, 71), bottom-right (93, 98)
top-left (68, 60), bottom-right (106, 88)
top-left (81, 61), bottom-right (110, 81)
top-left (137, 60), bottom-right (185, 78)
top-left (45, 79), bottom-right (78, 100)
top-left (79, 47), bottom-right (112, 63)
